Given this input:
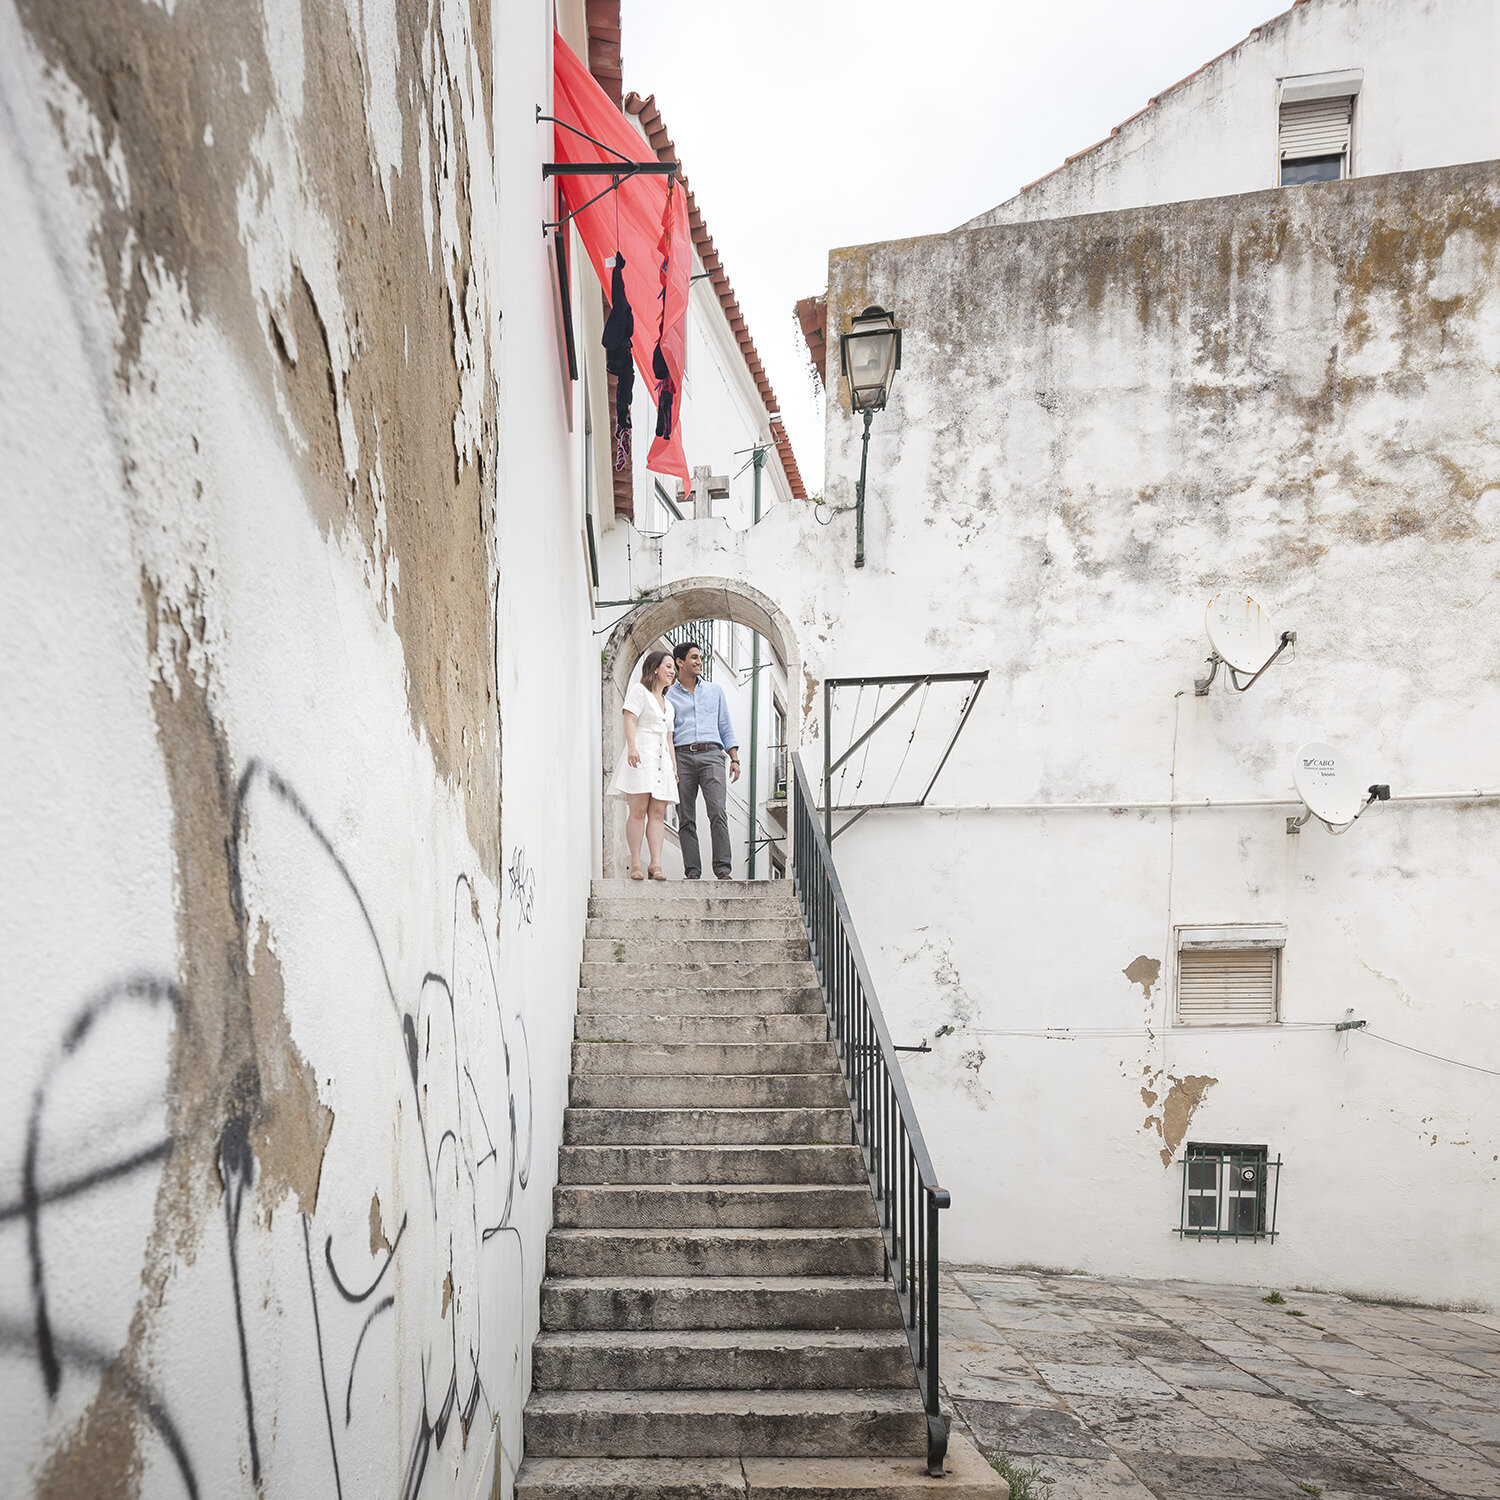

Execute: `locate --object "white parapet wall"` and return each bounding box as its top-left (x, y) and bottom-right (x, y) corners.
top-left (0, 2), bottom-right (595, 1496)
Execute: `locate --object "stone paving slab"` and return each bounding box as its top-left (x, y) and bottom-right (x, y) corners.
top-left (938, 1266), bottom-right (1500, 1499)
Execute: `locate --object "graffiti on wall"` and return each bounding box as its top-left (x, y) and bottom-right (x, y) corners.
top-left (4, 760), bottom-right (531, 1498)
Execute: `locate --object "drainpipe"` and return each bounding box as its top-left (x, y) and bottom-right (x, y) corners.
top-left (746, 445), bottom-right (765, 877)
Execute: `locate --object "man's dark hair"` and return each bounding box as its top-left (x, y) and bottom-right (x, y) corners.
top-left (672, 639), bottom-right (701, 665)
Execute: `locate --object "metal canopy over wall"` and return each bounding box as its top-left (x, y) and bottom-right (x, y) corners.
top-left (821, 671), bottom-right (988, 842)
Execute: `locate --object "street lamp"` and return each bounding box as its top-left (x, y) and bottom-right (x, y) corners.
top-left (838, 305), bottom-right (902, 568)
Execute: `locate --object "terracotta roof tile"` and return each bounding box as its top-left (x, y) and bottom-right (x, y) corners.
top-left (794, 294), bottom-right (827, 387)
top-left (623, 91), bottom-right (807, 501)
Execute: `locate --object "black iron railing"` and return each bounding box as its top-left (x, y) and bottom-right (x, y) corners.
top-left (789, 753), bottom-right (950, 1476)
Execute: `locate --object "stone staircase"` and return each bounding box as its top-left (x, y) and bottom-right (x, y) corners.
top-left (515, 880), bottom-right (1002, 1500)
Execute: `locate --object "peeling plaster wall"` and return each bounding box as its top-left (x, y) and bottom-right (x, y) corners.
top-left (662, 162), bottom-right (1500, 1306)
top-left (967, 0), bottom-right (1500, 229)
top-left (1, 2), bottom-right (593, 1497)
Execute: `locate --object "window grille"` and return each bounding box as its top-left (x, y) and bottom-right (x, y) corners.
top-left (1178, 1144), bottom-right (1281, 1241)
top-left (663, 620), bottom-right (713, 682)
top-left (1177, 946), bottom-right (1279, 1026)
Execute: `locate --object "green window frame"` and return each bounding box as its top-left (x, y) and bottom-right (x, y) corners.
top-left (1178, 1143), bottom-right (1281, 1242)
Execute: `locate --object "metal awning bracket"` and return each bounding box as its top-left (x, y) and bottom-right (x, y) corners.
top-left (538, 108), bottom-right (677, 237)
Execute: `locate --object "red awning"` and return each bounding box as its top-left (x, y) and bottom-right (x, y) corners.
top-left (553, 32), bottom-right (690, 487)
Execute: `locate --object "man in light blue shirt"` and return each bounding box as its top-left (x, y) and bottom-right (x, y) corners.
top-left (667, 640), bottom-right (740, 879)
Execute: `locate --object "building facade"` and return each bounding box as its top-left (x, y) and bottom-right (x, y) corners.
top-left (658, 151), bottom-right (1500, 1305)
top-left (966, 0), bottom-right (1500, 228)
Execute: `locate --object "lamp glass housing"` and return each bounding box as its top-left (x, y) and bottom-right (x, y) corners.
top-left (840, 306), bottom-right (901, 413)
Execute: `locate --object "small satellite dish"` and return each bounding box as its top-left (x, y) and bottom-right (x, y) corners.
top-left (1206, 592), bottom-right (1279, 673)
top-left (1293, 742), bottom-right (1365, 826)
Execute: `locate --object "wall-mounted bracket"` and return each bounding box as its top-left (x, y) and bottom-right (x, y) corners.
top-left (1195, 630), bottom-right (1297, 696)
top-left (1287, 782), bottom-right (1391, 836)
top-left (538, 107), bottom-right (677, 237)
top-left (1334, 1018), bottom-right (1367, 1032)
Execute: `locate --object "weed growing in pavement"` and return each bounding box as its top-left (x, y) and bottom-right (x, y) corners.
top-left (1295, 1482), bottom-right (1323, 1496)
top-left (985, 1449), bottom-right (1053, 1500)
top-left (1263, 1291), bottom-right (1286, 1304)
top-left (1287, 1309), bottom-right (1307, 1317)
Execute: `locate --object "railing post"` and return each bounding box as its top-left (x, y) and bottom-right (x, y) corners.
top-left (925, 1189), bottom-right (948, 1477)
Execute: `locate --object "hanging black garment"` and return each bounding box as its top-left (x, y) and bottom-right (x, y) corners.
top-left (652, 341), bottom-right (676, 440)
top-left (602, 256), bottom-right (634, 433)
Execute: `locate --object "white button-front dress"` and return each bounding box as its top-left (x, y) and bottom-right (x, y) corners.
top-left (607, 681), bottom-right (680, 802)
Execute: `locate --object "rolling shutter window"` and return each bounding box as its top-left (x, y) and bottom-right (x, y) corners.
top-left (1177, 947), bottom-right (1278, 1026)
top-left (1279, 96), bottom-right (1351, 162)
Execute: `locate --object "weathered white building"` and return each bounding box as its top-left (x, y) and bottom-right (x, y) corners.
top-left (651, 8), bottom-right (1500, 1304)
top-left (966, 0), bottom-right (1500, 228)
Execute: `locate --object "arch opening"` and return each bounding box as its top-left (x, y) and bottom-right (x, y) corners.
top-left (600, 577), bottom-right (804, 878)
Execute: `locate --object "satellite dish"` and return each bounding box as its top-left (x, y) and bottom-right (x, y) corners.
top-left (1206, 592), bottom-right (1279, 673)
top-left (1293, 742), bottom-right (1365, 826)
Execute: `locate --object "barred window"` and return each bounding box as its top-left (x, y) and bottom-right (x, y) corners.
top-left (1179, 1144), bottom-right (1281, 1242)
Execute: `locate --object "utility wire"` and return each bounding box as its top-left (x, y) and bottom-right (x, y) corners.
top-left (1359, 1030), bottom-right (1500, 1079)
top-left (961, 1022), bottom-right (1342, 1040)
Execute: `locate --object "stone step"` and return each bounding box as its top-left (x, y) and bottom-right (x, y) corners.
top-left (575, 1012), bottom-right (828, 1044)
top-left (515, 1434), bottom-right (1004, 1500)
top-left (553, 1184), bottom-right (879, 1231)
top-left (546, 1227), bottom-right (887, 1278)
top-left (564, 1107), bottom-right (850, 1146)
top-left (569, 1074), bottom-right (848, 1110)
top-left (557, 1145), bottom-right (865, 1186)
top-left (592, 878), bottom-right (795, 898)
top-left (584, 938), bottom-right (809, 965)
top-left (521, 1388), bottom-right (928, 1459)
top-left (539, 1274), bottom-right (905, 1332)
top-left (587, 916), bottom-right (805, 940)
top-left (581, 962), bottom-right (819, 988)
top-left (578, 986), bottom-right (824, 1016)
top-left (532, 1329), bottom-right (915, 1391)
top-left (572, 1041), bottom-right (837, 1076)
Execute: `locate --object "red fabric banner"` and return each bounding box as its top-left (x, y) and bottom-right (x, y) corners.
top-left (553, 32), bottom-right (690, 487)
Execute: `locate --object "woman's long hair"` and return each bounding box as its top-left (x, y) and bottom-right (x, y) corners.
top-left (639, 649), bottom-right (672, 690)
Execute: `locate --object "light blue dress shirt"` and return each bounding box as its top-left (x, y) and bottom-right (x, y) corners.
top-left (666, 679), bottom-right (738, 751)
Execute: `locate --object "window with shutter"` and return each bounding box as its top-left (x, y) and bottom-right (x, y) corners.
top-left (1177, 946), bottom-right (1279, 1026)
top-left (1279, 95), bottom-right (1352, 185)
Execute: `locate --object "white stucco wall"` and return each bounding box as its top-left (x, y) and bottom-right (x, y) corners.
top-left (968, 0), bottom-right (1500, 229)
top-left (661, 161), bottom-right (1500, 1308)
top-left (2, 2), bottom-right (594, 1496)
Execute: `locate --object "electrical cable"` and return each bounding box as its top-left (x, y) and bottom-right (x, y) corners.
top-left (961, 1022), bottom-right (1341, 1040)
top-left (1358, 1030), bottom-right (1500, 1079)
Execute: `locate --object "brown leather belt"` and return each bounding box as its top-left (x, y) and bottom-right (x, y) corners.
top-left (680, 743), bottom-right (721, 753)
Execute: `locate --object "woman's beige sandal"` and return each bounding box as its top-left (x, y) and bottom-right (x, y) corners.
top-left (648, 866), bottom-right (667, 881)
top-left (629, 864), bottom-right (645, 881)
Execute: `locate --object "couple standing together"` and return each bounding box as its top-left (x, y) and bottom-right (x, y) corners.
top-left (607, 639), bottom-right (740, 882)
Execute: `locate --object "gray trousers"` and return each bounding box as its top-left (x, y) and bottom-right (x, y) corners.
top-left (676, 746), bottom-right (732, 878)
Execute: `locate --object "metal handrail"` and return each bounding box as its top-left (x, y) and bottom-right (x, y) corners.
top-left (789, 752), bottom-right (950, 1476)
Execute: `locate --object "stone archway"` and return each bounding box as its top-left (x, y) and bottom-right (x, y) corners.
top-left (601, 577), bottom-right (803, 877)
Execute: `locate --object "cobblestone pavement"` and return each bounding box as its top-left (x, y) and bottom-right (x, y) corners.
top-left (939, 1266), bottom-right (1500, 1499)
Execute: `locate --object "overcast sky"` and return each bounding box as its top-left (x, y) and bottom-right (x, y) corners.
top-left (618, 0), bottom-right (1282, 491)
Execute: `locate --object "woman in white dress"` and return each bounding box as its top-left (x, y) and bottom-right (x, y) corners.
top-left (607, 649), bottom-right (680, 880)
